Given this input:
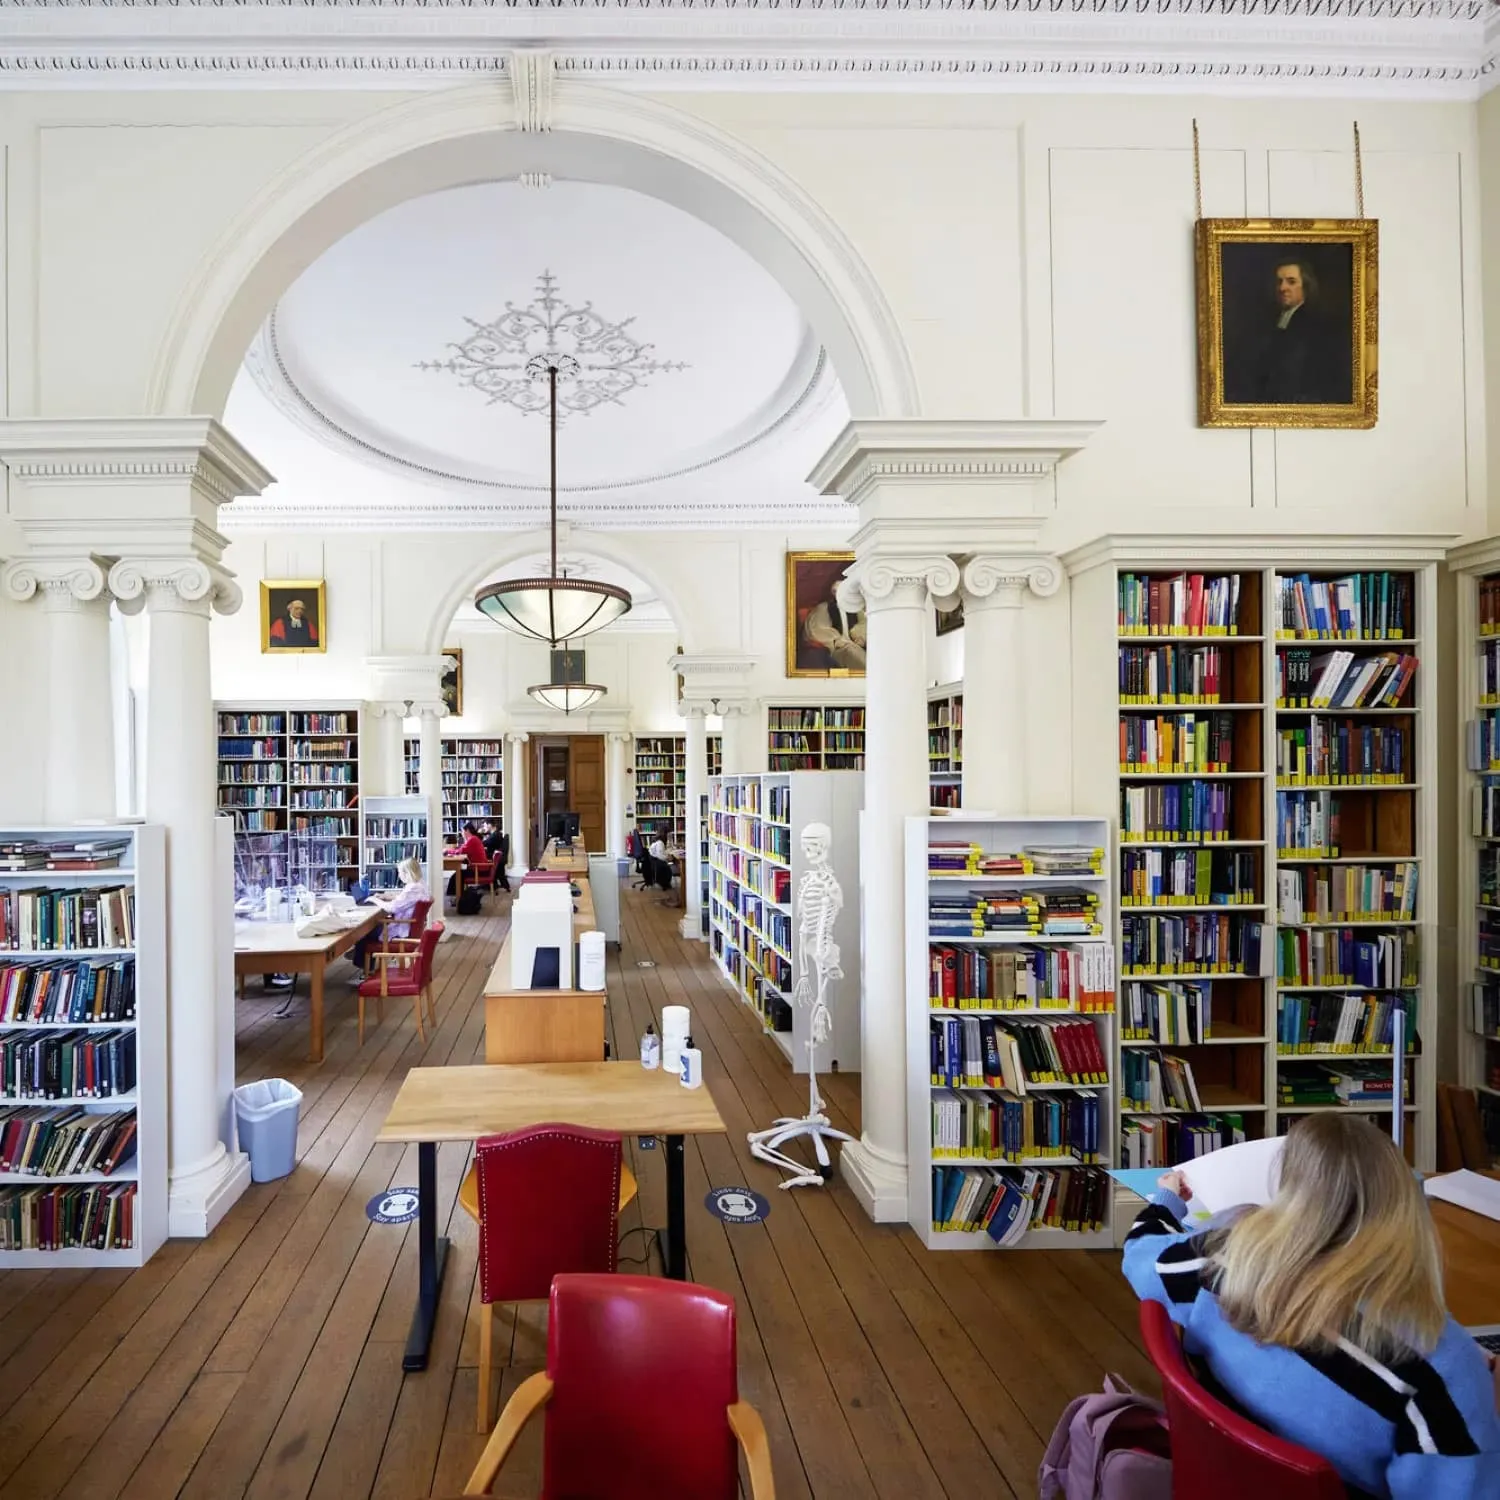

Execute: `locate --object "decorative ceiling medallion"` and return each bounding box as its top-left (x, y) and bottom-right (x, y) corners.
top-left (415, 271), bottom-right (688, 421)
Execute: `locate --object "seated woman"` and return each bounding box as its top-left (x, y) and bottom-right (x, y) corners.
top-left (349, 855), bottom-right (430, 975)
top-left (1123, 1113), bottom-right (1500, 1499)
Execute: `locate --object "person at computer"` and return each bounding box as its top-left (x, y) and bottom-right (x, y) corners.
top-left (1122, 1113), bottom-right (1500, 1498)
top-left (479, 820), bottom-right (510, 892)
top-left (349, 856), bottom-right (430, 975)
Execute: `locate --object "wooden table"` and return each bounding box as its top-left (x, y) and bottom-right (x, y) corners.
top-left (233, 909), bottom-right (381, 1064)
top-left (1433, 1194), bottom-right (1500, 1326)
top-left (443, 854), bottom-right (467, 905)
top-left (539, 839), bottom-right (589, 877)
top-left (376, 1061), bottom-right (726, 1371)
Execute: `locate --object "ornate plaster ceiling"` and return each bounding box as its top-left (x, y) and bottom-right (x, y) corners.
top-left (0, 3), bottom-right (1494, 98)
top-left (225, 178), bottom-right (850, 531)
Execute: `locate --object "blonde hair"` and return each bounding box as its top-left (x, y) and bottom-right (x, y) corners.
top-left (398, 856), bottom-right (425, 887)
top-left (1207, 1114), bottom-right (1444, 1363)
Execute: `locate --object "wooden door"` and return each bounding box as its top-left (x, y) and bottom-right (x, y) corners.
top-left (569, 735), bottom-right (606, 853)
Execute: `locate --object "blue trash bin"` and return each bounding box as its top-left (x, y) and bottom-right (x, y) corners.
top-left (234, 1079), bottom-right (302, 1182)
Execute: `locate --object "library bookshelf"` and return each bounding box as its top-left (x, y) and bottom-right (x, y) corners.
top-left (401, 736), bottom-right (504, 840)
top-left (929, 685), bottom-right (964, 811)
top-left (705, 772), bottom-right (862, 1074)
top-left (363, 796), bottom-right (429, 893)
top-left (1066, 550), bottom-right (1439, 1173)
top-left (767, 705), bottom-right (865, 771)
top-left (633, 736), bottom-right (687, 846)
top-left (905, 815), bottom-right (1115, 1250)
top-left (0, 824), bottom-right (167, 1267)
top-left (1450, 540), bottom-right (1500, 1156)
top-left (217, 703), bottom-right (362, 894)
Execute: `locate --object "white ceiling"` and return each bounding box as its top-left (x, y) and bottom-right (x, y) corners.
top-left (224, 178), bottom-right (850, 531)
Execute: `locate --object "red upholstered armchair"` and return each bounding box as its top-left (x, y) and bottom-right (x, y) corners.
top-left (471, 1125), bottom-right (624, 1434)
top-left (1139, 1300), bottom-right (1346, 1500)
top-left (464, 1274), bottom-right (774, 1500)
top-left (355, 920), bottom-right (442, 1045)
top-left (365, 896), bottom-right (432, 972)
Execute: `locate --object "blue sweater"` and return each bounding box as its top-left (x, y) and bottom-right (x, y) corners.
top-left (1123, 1191), bottom-right (1500, 1500)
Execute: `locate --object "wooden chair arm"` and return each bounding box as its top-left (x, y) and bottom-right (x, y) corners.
top-left (728, 1399), bottom-right (776, 1500)
top-left (367, 949), bottom-right (417, 997)
top-left (463, 1371), bottom-right (553, 1494)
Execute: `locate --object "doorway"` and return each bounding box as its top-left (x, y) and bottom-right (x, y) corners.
top-left (528, 734), bottom-right (606, 860)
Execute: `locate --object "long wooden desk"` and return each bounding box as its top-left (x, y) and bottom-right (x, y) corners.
top-left (1433, 1195), bottom-right (1500, 1326)
top-left (233, 908), bottom-right (381, 1064)
top-left (539, 838), bottom-right (589, 877)
top-left (376, 1061), bottom-right (727, 1370)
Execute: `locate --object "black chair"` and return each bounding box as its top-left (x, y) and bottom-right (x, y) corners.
top-left (628, 832), bottom-right (651, 890)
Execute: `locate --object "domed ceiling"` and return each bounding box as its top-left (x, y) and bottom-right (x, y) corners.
top-left (224, 178), bottom-right (850, 530)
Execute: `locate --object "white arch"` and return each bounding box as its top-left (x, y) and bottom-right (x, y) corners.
top-left (150, 82), bottom-right (918, 424)
top-left (423, 530), bottom-right (698, 658)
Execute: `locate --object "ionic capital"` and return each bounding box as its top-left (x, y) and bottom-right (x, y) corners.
top-left (838, 554), bottom-right (961, 615)
top-left (505, 731), bottom-right (531, 746)
top-left (961, 554), bottom-right (1064, 610)
top-left (108, 556), bottom-right (240, 618)
top-left (2, 555), bottom-right (111, 613)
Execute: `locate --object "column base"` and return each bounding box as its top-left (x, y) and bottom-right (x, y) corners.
top-left (678, 914), bottom-right (705, 942)
top-left (168, 1144), bottom-right (251, 1239)
top-left (841, 1135), bottom-right (908, 1223)
top-left (507, 861), bottom-right (529, 882)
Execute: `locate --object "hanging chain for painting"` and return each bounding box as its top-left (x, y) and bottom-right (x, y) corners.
top-left (1353, 121), bottom-right (1365, 220)
top-left (1193, 117), bottom-right (1203, 222)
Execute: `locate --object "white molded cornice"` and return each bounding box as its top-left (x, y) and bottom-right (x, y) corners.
top-left (1062, 530), bottom-right (1459, 576)
top-left (1447, 536), bottom-right (1500, 575)
top-left (365, 654), bottom-right (448, 704)
top-left (669, 654), bottom-right (757, 679)
top-left (0, 4), bottom-right (1492, 100)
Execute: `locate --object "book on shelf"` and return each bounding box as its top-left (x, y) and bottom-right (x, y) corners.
top-left (1275, 927), bottom-right (1417, 988)
top-left (931, 1089), bottom-right (1101, 1164)
top-left (1275, 719), bottom-right (1411, 786)
top-left (1120, 712), bottom-right (1237, 773)
top-left (1121, 912), bottom-right (1267, 976)
top-left (930, 1164), bottom-right (1109, 1239)
top-left (1274, 571), bottom-right (1413, 641)
top-left (1278, 1061), bottom-right (1408, 1108)
top-left (1275, 648), bottom-right (1416, 711)
top-left (1274, 862), bottom-right (1417, 924)
top-left (930, 1012), bottom-right (1110, 1090)
top-left (1121, 1050), bottom-right (1204, 1112)
top-left (0, 957), bottom-right (136, 1024)
top-left (928, 943), bottom-right (1114, 1012)
top-left (2, 1028), bottom-right (136, 1099)
top-left (0, 887), bottom-right (135, 952)
top-left (0, 1106), bottom-right (137, 1175)
top-left (1121, 781), bottom-right (1236, 843)
top-left (1118, 572), bottom-right (1242, 636)
top-left (1121, 847), bottom-right (1259, 907)
top-left (1121, 980), bottom-right (1213, 1043)
top-left (1120, 1113), bottom-right (1249, 1170)
top-left (0, 1180), bottom-right (138, 1252)
top-left (1277, 991), bottom-right (1414, 1054)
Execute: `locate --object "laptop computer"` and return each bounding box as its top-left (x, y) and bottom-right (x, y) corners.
top-left (1466, 1324), bottom-right (1500, 1355)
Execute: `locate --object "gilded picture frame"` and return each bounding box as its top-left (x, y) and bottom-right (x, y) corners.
top-left (786, 550), bottom-right (863, 679)
top-left (1195, 218), bottom-right (1378, 430)
top-left (440, 648), bottom-right (463, 718)
top-left (260, 579), bottom-right (327, 654)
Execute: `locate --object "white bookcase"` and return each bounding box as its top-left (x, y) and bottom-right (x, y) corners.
top-left (0, 824), bottom-right (167, 1267)
top-left (905, 814), bottom-right (1115, 1251)
top-left (706, 772), bottom-right (862, 1074)
top-left (1066, 552), bottom-right (1438, 1173)
top-left (362, 795), bottom-right (430, 893)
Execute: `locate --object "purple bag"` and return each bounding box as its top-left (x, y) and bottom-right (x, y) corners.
top-left (1039, 1374), bottom-right (1173, 1500)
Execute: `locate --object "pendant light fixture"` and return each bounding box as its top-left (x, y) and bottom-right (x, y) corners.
top-left (527, 678), bottom-right (608, 714)
top-left (474, 354), bottom-right (632, 643)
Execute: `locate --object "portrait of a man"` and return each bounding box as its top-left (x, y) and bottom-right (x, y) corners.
top-left (260, 580), bottom-right (327, 654)
top-left (787, 552), bottom-right (864, 678)
top-left (1196, 219), bottom-right (1377, 429)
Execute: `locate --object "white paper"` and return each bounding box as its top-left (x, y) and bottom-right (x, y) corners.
top-left (1423, 1169), bottom-right (1500, 1223)
top-left (1179, 1136), bottom-right (1284, 1217)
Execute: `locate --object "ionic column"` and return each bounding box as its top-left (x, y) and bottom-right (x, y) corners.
top-left (1, 555), bottom-right (116, 822)
top-left (605, 731), bottom-right (631, 856)
top-left (110, 555), bottom-right (250, 1238)
top-left (506, 732), bottom-right (530, 876)
top-left (839, 554), bottom-right (960, 1220)
top-left (680, 704), bottom-right (709, 941)
top-left (416, 704), bottom-right (444, 888)
top-left (365, 701), bottom-right (408, 797)
top-left (958, 555), bottom-right (1062, 813)
top-left (718, 701), bottom-right (763, 776)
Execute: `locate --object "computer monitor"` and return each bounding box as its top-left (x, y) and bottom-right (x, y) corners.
top-left (546, 810), bottom-right (581, 845)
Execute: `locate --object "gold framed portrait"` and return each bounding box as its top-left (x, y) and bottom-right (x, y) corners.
top-left (786, 550), bottom-right (863, 678)
top-left (440, 648), bottom-right (463, 718)
top-left (1195, 218), bottom-right (1378, 430)
top-left (260, 579), bottom-right (326, 654)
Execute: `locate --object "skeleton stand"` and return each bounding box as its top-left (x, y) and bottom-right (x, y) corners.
top-left (747, 824), bottom-right (852, 1189)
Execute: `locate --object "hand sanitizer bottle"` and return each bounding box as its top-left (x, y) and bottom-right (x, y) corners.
top-left (640, 1023), bottom-right (660, 1070)
top-left (679, 1035), bottom-right (703, 1089)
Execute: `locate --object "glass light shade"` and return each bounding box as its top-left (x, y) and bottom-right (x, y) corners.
top-left (474, 577), bottom-right (631, 645)
top-left (527, 680), bottom-right (607, 714)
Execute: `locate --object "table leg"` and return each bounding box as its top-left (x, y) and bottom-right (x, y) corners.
top-left (404, 1140), bottom-right (450, 1372)
top-left (656, 1133), bottom-right (687, 1280)
top-left (310, 956), bottom-right (325, 1064)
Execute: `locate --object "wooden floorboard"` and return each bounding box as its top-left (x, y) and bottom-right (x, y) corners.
top-left (0, 884), bottom-right (1149, 1499)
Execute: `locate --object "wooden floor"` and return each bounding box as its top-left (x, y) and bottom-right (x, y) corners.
top-left (0, 885), bottom-right (1157, 1500)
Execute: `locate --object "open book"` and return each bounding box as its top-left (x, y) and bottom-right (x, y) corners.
top-left (1111, 1135), bottom-right (1284, 1222)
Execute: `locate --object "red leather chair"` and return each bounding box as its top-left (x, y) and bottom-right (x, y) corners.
top-left (465, 1273), bottom-right (774, 1499)
top-left (471, 1126), bottom-right (624, 1434)
top-left (1139, 1300), bottom-right (1346, 1499)
top-left (364, 896), bottom-right (432, 973)
top-left (356, 919), bottom-right (442, 1044)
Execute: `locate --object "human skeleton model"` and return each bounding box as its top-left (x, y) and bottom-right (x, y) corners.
top-left (747, 823), bottom-right (853, 1188)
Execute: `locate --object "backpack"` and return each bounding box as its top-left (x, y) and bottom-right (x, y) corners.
top-left (456, 885), bottom-right (483, 916)
top-left (1039, 1374), bottom-right (1172, 1500)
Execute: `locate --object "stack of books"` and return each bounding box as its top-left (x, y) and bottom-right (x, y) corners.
top-left (1023, 846), bottom-right (1104, 877)
top-left (1278, 1061), bottom-right (1405, 1108)
top-left (928, 892), bottom-right (1040, 938)
top-left (1032, 889), bottom-right (1101, 936)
